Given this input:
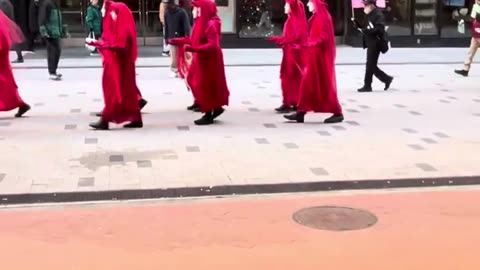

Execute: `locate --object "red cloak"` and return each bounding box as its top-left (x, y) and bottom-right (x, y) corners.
top-left (0, 10), bottom-right (25, 112)
top-left (267, 0), bottom-right (308, 107)
top-left (296, 0), bottom-right (342, 114)
top-left (170, 0), bottom-right (229, 112)
top-left (92, 1), bottom-right (141, 124)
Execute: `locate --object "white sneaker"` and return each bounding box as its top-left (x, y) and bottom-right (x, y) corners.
top-left (49, 74), bottom-right (62, 81)
top-left (169, 72), bottom-right (179, 78)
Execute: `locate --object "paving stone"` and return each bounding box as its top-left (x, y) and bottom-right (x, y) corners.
top-left (408, 144), bottom-right (425, 150)
top-left (332, 125), bottom-right (346, 131)
top-left (162, 154), bottom-right (179, 160)
top-left (64, 124), bottom-right (77, 130)
top-left (177, 126), bottom-right (190, 131)
top-left (248, 108), bottom-right (260, 112)
top-left (440, 89), bottom-right (450, 92)
top-left (263, 123), bottom-right (277, 128)
top-left (257, 85), bottom-right (266, 89)
top-left (284, 143), bottom-right (299, 149)
top-left (447, 96), bottom-right (457, 100)
top-left (402, 128), bottom-right (418, 134)
top-left (78, 177), bottom-right (95, 187)
top-left (70, 108), bottom-right (81, 113)
top-left (34, 103), bottom-right (44, 107)
top-left (137, 160), bottom-right (152, 168)
top-left (270, 94), bottom-right (280, 98)
top-left (358, 105), bottom-right (370, 109)
top-left (164, 92), bottom-right (172, 95)
top-left (77, 91), bottom-right (86, 95)
top-left (186, 146), bottom-right (200, 152)
top-left (409, 111), bottom-right (422, 116)
top-left (416, 163), bottom-right (437, 172)
top-left (84, 138), bottom-right (98, 144)
top-left (345, 121), bottom-right (360, 126)
top-left (109, 155), bottom-right (124, 162)
top-left (58, 94), bottom-right (68, 98)
top-left (394, 104), bottom-right (406, 108)
top-left (410, 89), bottom-right (421, 93)
top-left (255, 138), bottom-right (269, 144)
top-left (0, 122), bottom-right (11, 127)
top-left (421, 138), bottom-right (438, 144)
top-left (433, 132), bottom-right (450, 138)
top-left (317, 131), bottom-right (331, 136)
top-left (347, 99), bottom-right (357, 103)
top-left (473, 99), bottom-right (480, 103)
top-left (439, 99), bottom-right (450, 104)
top-left (346, 109), bottom-right (360, 113)
top-left (93, 98), bottom-right (102, 102)
top-left (241, 101), bottom-right (252, 105)
top-left (473, 113), bottom-right (480, 117)
top-left (0, 174), bottom-right (5, 182)
top-left (310, 167), bottom-right (329, 176)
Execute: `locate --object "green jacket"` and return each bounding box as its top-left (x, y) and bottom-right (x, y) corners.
top-left (38, 0), bottom-right (64, 39)
top-left (86, 5), bottom-right (102, 37)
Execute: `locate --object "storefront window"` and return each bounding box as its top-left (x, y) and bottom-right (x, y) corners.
top-left (441, 0), bottom-right (476, 37)
top-left (60, 0), bottom-right (85, 38)
top-left (414, 0), bottom-right (439, 35)
top-left (216, 0), bottom-right (236, 33)
top-left (237, 0), bottom-right (285, 38)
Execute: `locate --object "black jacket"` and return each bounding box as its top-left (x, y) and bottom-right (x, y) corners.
top-left (362, 8), bottom-right (387, 49)
top-left (164, 7), bottom-right (191, 41)
top-left (0, 0), bottom-right (14, 20)
top-left (29, 0), bottom-right (40, 34)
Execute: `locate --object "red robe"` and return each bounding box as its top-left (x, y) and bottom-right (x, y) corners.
top-left (0, 11), bottom-right (25, 112)
top-left (171, 0), bottom-right (229, 113)
top-left (267, 0), bottom-right (308, 107)
top-left (93, 1), bottom-right (141, 123)
top-left (296, 0), bottom-right (342, 115)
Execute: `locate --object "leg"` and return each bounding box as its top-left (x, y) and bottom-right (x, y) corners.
top-left (361, 46), bottom-right (379, 91)
top-left (45, 38), bottom-right (55, 75)
top-left (170, 45), bottom-right (178, 73)
top-left (52, 39), bottom-right (62, 75)
top-left (16, 48), bottom-right (24, 62)
top-left (464, 37), bottom-right (479, 71)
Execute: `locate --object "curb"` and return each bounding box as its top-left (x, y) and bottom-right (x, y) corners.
top-left (1, 176), bottom-right (479, 205)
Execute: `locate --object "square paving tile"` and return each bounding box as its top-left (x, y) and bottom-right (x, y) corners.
top-left (409, 111), bottom-right (422, 116)
top-left (408, 144), bottom-right (425, 150)
top-left (402, 128), bottom-right (418, 134)
top-left (58, 94), bottom-right (68, 98)
top-left (163, 92), bottom-right (173, 95)
top-left (332, 125), bottom-right (346, 131)
top-left (77, 91), bottom-right (86, 95)
top-left (473, 99), bottom-right (480, 103)
top-left (410, 90), bottom-right (421, 93)
top-left (345, 121), bottom-right (360, 126)
top-left (263, 123), bottom-right (277, 128)
top-left (248, 108), bottom-right (260, 112)
top-left (257, 86), bottom-right (266, 89)
top-left (70, 108), bottom-right (81, 113)
top-left (241, 101), bottom-right (252, 105)
top-left (416, 163), bottom-right (437, 172)
top-left (186, 146), bottom-right (200, 152)
top-left (473, 113), bottom-right (480, 117)
top-left (0, 173), bottom-right (5, 182)
top-left (439, 99), bottom-right (450, 104)
top-left (84, 138), bottom-right (98, 144)
top-left (34, 103), bottom-right (44, 107)
top-left (310, 167), bottom-right (329, 176)
top-left (177, 126), bottom-right (190, 131)
top-left (284, 143), bottom-right (299, 149)
top-left (347, 99), bottom-right (357, 102)
top-left (255, 138), bottom-right (269, 144)
top-left (64, 124), bottom-right (77, 130)
top-left (440, 89), bottom-right (450, 92)
top-left (421, 138), bottom-right (438, 144)
top-left (359, 105), bottom-right (370, 109)
top-left (346, 109), bottom-right (360, 113)
top-left (137, 160), bottom-right (152, 168)
top-left (317, 131), bottom-right (331, 136)
top-left (78, 177), bottom-right (95, 187)
top-left (270, 94), bottom-right (280, 98)
top-left (394, 104), bottom-right (406, 108)
top-left (433, 132), bottom-right (449, 138)
top-left (447, 96), bottom-right (457, 100)
top-left (162, 154), bottom-right (179, 160)
top-left (109, 155), bottom-right (124, 162)
top-left (0, 122), bottom-right (11, 127)
top-left (93, 98), bottom-right (102, 102)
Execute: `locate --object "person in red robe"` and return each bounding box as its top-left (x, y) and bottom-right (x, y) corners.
top-left (0, 10), bottom-right (30, 118)
top-left (267, 0), bottom-right (308, 113)
top-left (169, 0), bottom-right (229, 125)
top-left (87, 0), bottom-right (143, 130)
top-left (284, 0), bottom-right (344, 124)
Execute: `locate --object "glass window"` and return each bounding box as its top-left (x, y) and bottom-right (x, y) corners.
top-left (237, 0), bottom-right (285, 38)
top-left (441, 0), bottom-right (476, 37)
top-left (59, 0), bottom-right (86, 37)
top-left (414, 0), bottom-right (439, 35)
top-left (217, 0), bottom-right (236, 33)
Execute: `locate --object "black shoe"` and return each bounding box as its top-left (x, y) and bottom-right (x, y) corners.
top-left (15, 104), bottom-right (31, 117)
top-left (138, 98), bottom-right (148, 110)
top-left (454, 69), bottom-right (469, 77)
top-left (95, 112), bottom-right (102, 117)
top-left (275, 104), bottom-right (293, 113)
top-left (12, 58), bottom-right (24, 64)
top-left (212, 107), bottom-right (225, 120)
top-left (284, 112), bottom-right (305, 123)
top-left (89, 120), bottom-right (109, 130)
top-left (384, 76), bottom-right (394, 90)
top-left (123, 121), bottom-right (143, 128)
top-left (357, 86), bottom-right (373, 92)
top-left (324, 114), bottom-right (344, 124)
top-left (194, 113), bottom-right (214, 125)
top-left (187, 103), bottom-right (200, 112)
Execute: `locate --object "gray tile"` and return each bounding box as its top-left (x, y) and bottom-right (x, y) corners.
top-left (332, 125), bottom-right (346, 131)
top-left (162, 154), bottom-right (179, 160)
top-left (109, 155), bottom-right (124, 162)
top-left (58, 94), bottom-right (68, 98)
top-left (439, 99), bottom-right (450, 104)
top-left (473, 99), bottom-right (480, 103)
top-left (0, 173), bottom-right (4, 182)
top-left (77, 91), bottom-right (86, 95)
top-left (241, 101), bottom-right (252, 105)
top-left (416, 163), bottom-right (437, 172)
top-left (177, 125), bottom-right (190, 131)
top-left (70, 108), bottom-right (81, 113)
top-left (317, 131), bottom-right (331, 136)
top-left (270, 94), bottom-right (280, 98)
top-left (447, 96), bottom-right (457, 100)
top-left (257, 86), bottom-right (266, 89)
top-left (84, 138), bottom-right (98, 144)
top-left (34, 103), bottom-right (44, 107)
top-left (263, 123), bottom-right (277, 128)
top-left (410, 89), bottom-right (421, 93)
top-left (402, 128), bottom-right (418, 134)
top-left (284, 143), bottom-right (299, 149)
top-left (248, 108), bottom-right (260, 112)
top-left (78, 177), bottom-right (95, 187)
top-left (186, 146), bottom-right (200, 152)
top-left (347, 98), bottom-right (357, 102)
top-left (440, 89), bottom-right (450, 92)
top-left (359, 105), bottom-right (370, 109)
top-left (408, 144), bottom-right (425, 150)
top-left (255, 138), bottom-right (269, 144)
top-left (93, 98), bottom-right (102, 102)
top-left (64, 124), bottom-right (77, 130)
top-left (137, 160), bottom-right (152, 168)
top-left (474, 113), bottom-right (480, 117)
top-left (421, 138), bottom-right (438, 144)
top-left (310, 167), bottom-right (329, 176)
top-left (163, 91), bottom-right (172, 95)
top-left (409, 111), bottom-right (422, 116)
top-left (433, 132), bottom-right (449, 138)
top-left (346, 109), bottom-right (360, 113)
top-left (346, 121), bottom-right (360, 126)
top-left (0, 122), bottom-right (11, 127)
top-left (394, 104), bottom-right (406, 108)
top-left (262, 80), bottom-right (271, 84)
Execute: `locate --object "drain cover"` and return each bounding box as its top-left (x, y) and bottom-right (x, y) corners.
top-left (293, 206), bottom-right (377, 231)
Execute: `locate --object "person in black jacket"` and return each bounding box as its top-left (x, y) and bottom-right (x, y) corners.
top-left (354, 0), bottom-right (393, 92)
top-left (165, 0), bottom-right (191, 78)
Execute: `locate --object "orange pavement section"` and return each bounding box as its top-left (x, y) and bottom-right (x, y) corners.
top-left (1, 190), bottom-right (480, 270)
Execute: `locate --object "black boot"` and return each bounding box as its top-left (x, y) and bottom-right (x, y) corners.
top-left (324, 114), bottom-right (344, 124)
top-left (89, 120), bottom-right (109, 130)
top-left (384, 76), bottom-right (394, 90)
top-left (454, 69), bottom-right (469, 77)
top-left (194, 112), bottom-right (214, 125)
top-left (212, 107), bottom-right (225, 120)
top-left (275, 104), bottom-right (293, 113)
top-left (138, 98), bottom-right (148, 110)
top-left (15, 103), bottom-right (31, 118)
top-left (187, 103), bottom-right (200, 112)
top-left (94, 112), bottom-right (102, 117)
top-left (123, 121), bottom-right (143, 128)
top-left (358, 86), bottom-right (373, 92)
top-left (284, 111), bottom-right (305, 123)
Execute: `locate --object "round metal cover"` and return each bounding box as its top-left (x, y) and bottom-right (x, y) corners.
top-left (293, 206), bottom-right (378, 231)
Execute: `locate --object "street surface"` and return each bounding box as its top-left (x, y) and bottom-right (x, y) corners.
top-left (1, 188), bottom-right (479, 269)
top-left (0, 48), bottom-right (479, 200)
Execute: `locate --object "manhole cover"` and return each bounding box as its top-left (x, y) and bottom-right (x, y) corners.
top-left (293, 206), bottom-right (377, 231)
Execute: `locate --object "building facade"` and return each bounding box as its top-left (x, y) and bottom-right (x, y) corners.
top-left (13, 0), bottom-right (476, 47)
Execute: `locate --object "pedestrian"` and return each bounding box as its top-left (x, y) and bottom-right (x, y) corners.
top-left (454, 0), bottom-right (480, 77)
top-left (165, 0), bottom-right (191, 78)
top-left (86, 0), bottom-right (103, 55)
top-left (38, 0), bottom-right (64, 81)
top-left (354, 0), bottom-right (393, 92)
top-left (0, 0), bottom-right (23, 63)
top-left (28, 0), bottom-right (40, 52)
top-left (284, 0), bottom-right (343, 124)
top-left (87, 0), bottom-right (143, 130)
top-left (169, 0), bottom-right (229, 125)
top-left (159, 0), bottom-right (170, 56)
top-left (0, 10), bottom-right (31, 117)
top-left (267, 0), bottom-right (308, 113)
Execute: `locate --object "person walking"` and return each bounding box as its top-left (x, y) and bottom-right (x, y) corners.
top-left (164, 0), bottom-right (191, 78)
top-left (38, 0), bottom-right (65, 81)
top-left (454, 0), bottom-right (480, 77)
top-left (159, 0), bottom-right (170, 56)
top-left (354, 0), bottom-right (393, 92)
top-left (0, 0), bottom-right (24, 63)
top-left (86, 0), bottom-right (102, 55)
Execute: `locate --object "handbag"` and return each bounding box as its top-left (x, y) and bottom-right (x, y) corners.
top-left (85, 32), bottom-right (97, 52)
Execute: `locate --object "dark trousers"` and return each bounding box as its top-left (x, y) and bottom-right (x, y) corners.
top-left (15, 49), bottom-right (23, 61)
top-left (364, 46), bottom-right (390, 87)
top-left (45, 38), bottom-right (61, 75)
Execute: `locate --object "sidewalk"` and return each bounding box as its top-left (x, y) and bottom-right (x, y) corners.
top-left (10, 47), bottom-right (473, 68)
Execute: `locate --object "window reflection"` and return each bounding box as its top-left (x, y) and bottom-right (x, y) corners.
top-left (441, 0), bottom-right (476, 37)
